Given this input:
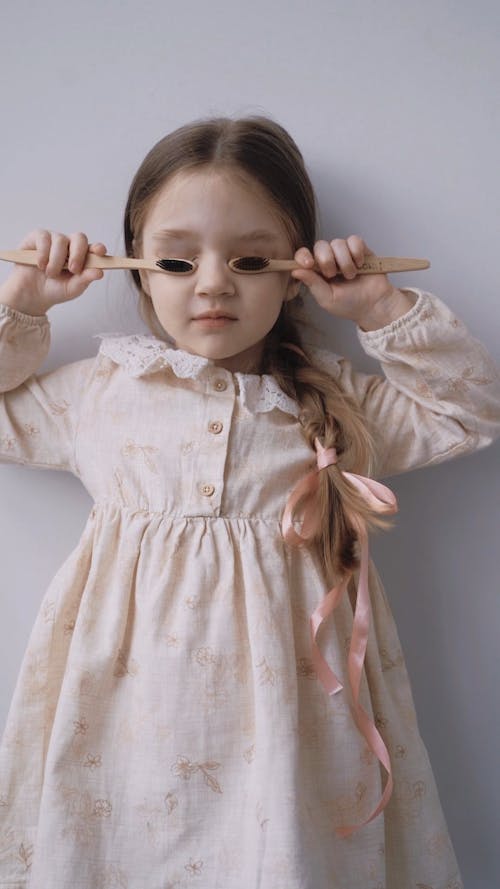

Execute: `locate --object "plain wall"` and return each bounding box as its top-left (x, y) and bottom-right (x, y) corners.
top-left (1, 1), bottom-right (499, 886)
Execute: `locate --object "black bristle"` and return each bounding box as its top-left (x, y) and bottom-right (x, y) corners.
top-left (156, 258), bottom-right (195, 273)
top-left (232, 256), bottom-right (270, 272)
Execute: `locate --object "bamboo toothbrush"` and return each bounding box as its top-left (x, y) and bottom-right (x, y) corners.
top-left (0, 249), bottom-right (430, 276)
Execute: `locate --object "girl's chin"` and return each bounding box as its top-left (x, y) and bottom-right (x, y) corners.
top-left (171, 335), bottom-right (265, 371)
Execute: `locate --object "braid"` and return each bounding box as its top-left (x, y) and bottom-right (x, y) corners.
top-left (262, 302), bottom-right (394, 586)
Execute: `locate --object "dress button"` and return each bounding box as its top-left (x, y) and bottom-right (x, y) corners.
top-left (213, 379), bottom-right (227, 391)
top-left (200, 483), bottom-right (215, 497)
top-left (208, 420), bottom-right (223, 434)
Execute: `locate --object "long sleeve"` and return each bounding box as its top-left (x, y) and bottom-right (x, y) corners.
top-left (312, 288), bottom-right (500, 479)
top-left (0, 302), bottom-right (97, 474)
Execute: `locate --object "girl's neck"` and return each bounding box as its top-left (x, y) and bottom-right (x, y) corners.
top-left (203, 341), bottom-right (265, 375)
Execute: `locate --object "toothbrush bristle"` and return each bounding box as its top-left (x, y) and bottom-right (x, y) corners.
top-left (156, 258), bottom-right (194, 273)
top-left (232, 256), bottom-right (270, 271)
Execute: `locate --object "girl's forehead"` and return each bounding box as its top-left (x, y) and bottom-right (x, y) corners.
top-left (142, 168), bottom-right (292, 242)
top-left (149, 167), bottom-right (270, 213)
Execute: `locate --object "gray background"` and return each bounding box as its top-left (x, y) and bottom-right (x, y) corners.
top-left (1, 1), bottom-right (499, 886)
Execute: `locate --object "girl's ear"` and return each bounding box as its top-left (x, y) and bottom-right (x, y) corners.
top-left (139, 271), bottom-right (151, 297)
top-left (285, 279), bottom-right (301, 302)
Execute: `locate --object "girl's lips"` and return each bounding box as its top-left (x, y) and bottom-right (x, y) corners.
top-left (193, 317), bottom-right (236, 328)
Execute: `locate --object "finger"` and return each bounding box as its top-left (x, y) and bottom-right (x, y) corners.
top-left (313, 240), bottom-right (339, 278)
top-left (330, 239), bottom-right (357, 280)
top-left (289, 265), bottom-right (333, 309)
top-left (45, 232), bottom-right (71, 277)
top-left (294, 246), bottom-right (315, 267)
top-left (88, 242), bottom-right (107, 255)
top-left (18, 229), bottom-right (52, 270)
top-left (63, 267), bottom-right (104, 300)
top-left (67, 232), bottom-right (89, 274)
top-left (346, 234), bottom-right (367, 269)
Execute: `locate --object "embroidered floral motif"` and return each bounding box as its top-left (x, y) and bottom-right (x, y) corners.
top-left (171, 755), bottom-right (223, 794)
top-left (191, 646), bottom-right (249, 691)
top-left (184, 857), bottom-right (204, 876)
top-left (185, 595), bottom-right (202, 610)
top-left (243, 744), bottom-right (255, 763)
top-left (164, 792), bottom-right (179, 814)
top-left (380, 647), bottom-right (404, 671)
top-left (93, 799), bottom-right (113, 817)
top-left (256, 657), bottom-right (279, 686)
top-left (22, 422), bottom-right (40, 436)
top-left (324, 780), bottom-right (371, 831)
top-left (194, 646), bottom-right (219, 666)
top-left (47, 398), bottom-right (70, 416)
top-left (121, 438), bottom-right (160, 474)
top-left (256, 801), bottom-right (269, 830)
top-left (79, 672), bottom-right (99, 698)
top-left (374, 711), bottom-right (389, 730)
top-left (94, 357), bottom-right (115, 380)
top-left (83, 753), bottom-right (102, 770)
top-left (418, 307), bottom-right (436, 323)
top-left (113, 648), bottom-right (139, 678)
top-left (444, 365), bottom-right (495, 396)
top-left (296, 656), bottom-right (317, 679)
top-left (73, 717), bottom-right (89, 736)
top-left (16, 841), bottom-right (33, 871)
top-left (42, 599), bottom-right (56, 623)
top-left (386, 779), bottom-right (427, 824)
top-left (425, 830), bottom-right (454, 857)
top-left (361, 747), bottom-right (376, 766)
top-left (414, 380), bottom-right (436, 399)
top-left (0, 434), bottom-right (15, 451)
top-left (134, 795), bottom-right (179, 849)
top-left (24, 654), bottom-right (46, 695)
top-left (59, 784), bottom-right (114, 847)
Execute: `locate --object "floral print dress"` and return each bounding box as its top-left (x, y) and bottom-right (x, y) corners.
top-left (1, 288), bottom-right (499, 889)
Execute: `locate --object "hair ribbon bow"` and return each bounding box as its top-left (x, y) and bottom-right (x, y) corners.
top-left (281, 437), bottom-right (398, 838)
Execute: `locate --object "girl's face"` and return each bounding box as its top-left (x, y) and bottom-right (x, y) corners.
top-left (135, 167), bottom-right (300, 372)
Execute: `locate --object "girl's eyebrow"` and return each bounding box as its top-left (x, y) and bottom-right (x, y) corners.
top-left (151, 228), bottom-right (281, 243)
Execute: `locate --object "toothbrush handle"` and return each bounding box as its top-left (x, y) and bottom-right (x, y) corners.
top-left (271, 257), bottom-right (430, 274)
top-left (0, 249), bottom-right (156, 271)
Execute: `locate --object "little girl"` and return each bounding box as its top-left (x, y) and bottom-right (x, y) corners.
top-left (1, 115), bottom-right (499, 889)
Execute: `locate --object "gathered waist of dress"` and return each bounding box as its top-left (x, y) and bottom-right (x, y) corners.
top-left (88, 499), bottom-right (282, 525)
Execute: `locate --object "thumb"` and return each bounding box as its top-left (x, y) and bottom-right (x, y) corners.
top-left (290, 267), bottom-right (334, 307)
top-left (64, 267), bottom-right (104, 300)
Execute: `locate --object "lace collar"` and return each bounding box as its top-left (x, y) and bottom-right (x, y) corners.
top-left (93, 332), bottom-right (302, 418)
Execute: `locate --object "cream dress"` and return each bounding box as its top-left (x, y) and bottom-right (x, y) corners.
top-left (1, 288), bottom-right (499, 889)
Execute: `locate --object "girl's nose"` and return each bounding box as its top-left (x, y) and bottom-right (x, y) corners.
top-left (194, 256), bottom-right (236, 297)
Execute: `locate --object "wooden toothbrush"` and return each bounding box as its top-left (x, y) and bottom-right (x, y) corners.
top-left (0, 249), bottom-right (430, 276)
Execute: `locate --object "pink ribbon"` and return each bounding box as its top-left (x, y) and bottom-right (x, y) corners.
top-left (282, 438), bottom-right (398, 838)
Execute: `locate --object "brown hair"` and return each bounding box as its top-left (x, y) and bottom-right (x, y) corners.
top-left (123, 114), bottom-right (392, 586)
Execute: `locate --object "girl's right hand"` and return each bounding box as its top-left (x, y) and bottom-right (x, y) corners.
top-left (0, 229), bottom-right (107, 316)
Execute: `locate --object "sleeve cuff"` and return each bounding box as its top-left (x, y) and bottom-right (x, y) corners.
top-left (0, 301), bottom-right (49, 327)
top-left (356, 288), bottom-right (427, 346)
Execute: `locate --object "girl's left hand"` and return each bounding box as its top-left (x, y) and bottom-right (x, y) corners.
top-left (291, 235), bottom-right (414, 330)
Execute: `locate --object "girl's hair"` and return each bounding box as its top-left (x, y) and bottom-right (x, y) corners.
top-left (123, 114), bottom-right (392, 586)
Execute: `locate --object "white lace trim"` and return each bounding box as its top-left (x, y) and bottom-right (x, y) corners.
top-left (93, 332), bottom-right (304, 418)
